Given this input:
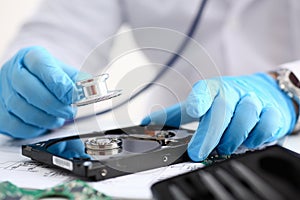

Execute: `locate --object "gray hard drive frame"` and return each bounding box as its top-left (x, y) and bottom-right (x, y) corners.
top-left (22, 125), bottom-right (194, 181)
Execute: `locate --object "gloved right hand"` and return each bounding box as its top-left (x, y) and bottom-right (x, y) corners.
top-left (142, 73), bottom-right (296, 161)
top-left (0, 46), bottom-right (79, 139)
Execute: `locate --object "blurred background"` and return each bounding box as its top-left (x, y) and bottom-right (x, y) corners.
top-left (0, 1), bottom-right (210, 130)
top-left (0, 0), bottom-right (40, 59)
top-left (0, 0), bottom-right (160, 128)
top-left (1, 0), bottom-right (300, 155)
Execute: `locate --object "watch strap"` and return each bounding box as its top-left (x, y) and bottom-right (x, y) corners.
top-left (275, 68), bottom-right (300, 133)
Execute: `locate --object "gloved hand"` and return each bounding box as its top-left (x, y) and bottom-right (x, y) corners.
top-left (0, 46), bottom-right (79, 139)
top-left (142, 73), bottom-right (297, 161)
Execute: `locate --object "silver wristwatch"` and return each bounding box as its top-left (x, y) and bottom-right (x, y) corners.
top-left (275, 68), bottom-right (300, 133)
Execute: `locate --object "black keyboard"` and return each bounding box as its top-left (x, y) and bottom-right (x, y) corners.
top-left (151, 145), bottom-right (300, 200)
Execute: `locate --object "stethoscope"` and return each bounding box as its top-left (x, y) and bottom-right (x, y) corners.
top-left (74, 0), bottom-right (208, 116)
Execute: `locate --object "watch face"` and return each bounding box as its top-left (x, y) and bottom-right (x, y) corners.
top-left (289, 72), bottom-right (300, 88)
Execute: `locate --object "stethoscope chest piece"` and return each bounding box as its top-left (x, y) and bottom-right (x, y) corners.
top-left (74, 74), bottom-right (122, 106)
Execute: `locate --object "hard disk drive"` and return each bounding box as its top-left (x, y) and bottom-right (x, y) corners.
top-left (22, 125), bottom-right (194, 181)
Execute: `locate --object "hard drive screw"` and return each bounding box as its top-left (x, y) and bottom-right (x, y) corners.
top-left (83, 161), bottom-right (92, 167)
top-left (163, 156), bottom-right (168, 162)
top-left (101, 169), bottom-right (108, 177)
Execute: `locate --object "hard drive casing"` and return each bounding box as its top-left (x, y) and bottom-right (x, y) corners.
top-left (22, 125), bottom-right (193, 181)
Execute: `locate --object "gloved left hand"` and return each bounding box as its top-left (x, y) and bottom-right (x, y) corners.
top-left (142, 73), bottom-right (296, 161)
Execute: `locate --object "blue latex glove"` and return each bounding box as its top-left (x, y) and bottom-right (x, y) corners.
top-left (142, 73), bottom-right (296, 161)
top-left (0, 46), bottom-right (79, 139)
top-left (47, 139), bottom-right (91, 159)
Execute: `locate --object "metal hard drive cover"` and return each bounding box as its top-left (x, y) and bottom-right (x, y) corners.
top-left (21, 125), bottom-right (194, 181)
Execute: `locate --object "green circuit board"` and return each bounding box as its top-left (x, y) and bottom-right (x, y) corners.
top-left (0, 179), bottom-right (111, 200)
